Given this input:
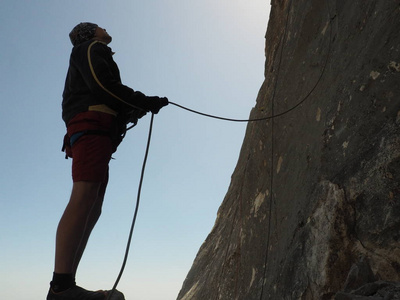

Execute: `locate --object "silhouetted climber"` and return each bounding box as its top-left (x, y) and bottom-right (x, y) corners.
top-left (47, 22), bottom-right (168, 300)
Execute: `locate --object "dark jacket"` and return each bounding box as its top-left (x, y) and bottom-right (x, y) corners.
top-left (62, 40), bottom-right (150, 125)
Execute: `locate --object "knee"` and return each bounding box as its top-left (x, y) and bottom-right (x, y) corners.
top-left (69, 181), bottom-right (103, 212)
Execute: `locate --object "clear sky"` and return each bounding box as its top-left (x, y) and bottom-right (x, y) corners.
top-left (0, 1), bottom-right (269, 299)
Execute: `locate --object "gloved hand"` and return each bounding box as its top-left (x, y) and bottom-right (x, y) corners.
top-left (135, 109), bottom-right (148, 119)
top-left (147, 96), bottom-right (169, 114)
top-left (126, 108), bottom-right (147, 126)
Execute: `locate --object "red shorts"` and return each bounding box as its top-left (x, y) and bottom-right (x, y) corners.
top-left (66, 111), bottom-right (117, 182)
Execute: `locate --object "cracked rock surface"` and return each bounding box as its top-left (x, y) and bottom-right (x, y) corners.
top-left (177, 0), bottom-right (400, 299)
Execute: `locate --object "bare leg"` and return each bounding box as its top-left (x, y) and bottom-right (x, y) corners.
top-left (54, 181), bottom-right (104, 274)
top-left (72, 181), bottom-right (108, 275)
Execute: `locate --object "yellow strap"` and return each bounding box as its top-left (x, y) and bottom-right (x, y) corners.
top-left (87, 41), bottom-right (140, 110)
top-left (88, 104), bottom-right (118, 116)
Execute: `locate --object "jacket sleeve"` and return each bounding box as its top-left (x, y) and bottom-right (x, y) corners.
top-left (75, 41), bottom-right (150, 113)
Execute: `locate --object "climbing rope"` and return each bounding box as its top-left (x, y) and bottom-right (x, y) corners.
top-left (168, 19), bottom-right (333, 124)
top-left (258, 0), bottom-right (334, 298)
top-left (109, 0), bottom-right (335, 297)
top-left (168, 7), bottom-right (335, 124)
top-left (258, 0), bottom-right (293, 296)
top-left (107, 114), bottom-right (154, 300)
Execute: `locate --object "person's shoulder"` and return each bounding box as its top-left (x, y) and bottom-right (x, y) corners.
top-left (71, 40), bottom-right (90, 56)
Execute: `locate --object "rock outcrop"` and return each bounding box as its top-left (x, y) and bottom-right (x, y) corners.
top-left (178, 0), bottom-right (400, 299)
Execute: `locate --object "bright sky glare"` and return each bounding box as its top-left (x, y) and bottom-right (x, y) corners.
top-left (0, 1), bottom-right (269, 299)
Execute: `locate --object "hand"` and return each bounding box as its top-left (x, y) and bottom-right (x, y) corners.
top-left (128, 107), bottom-right (148, 119)
top-left (126, 109), bottom-right (147, 126)
top-left (136, 109), bottom-right (147, 119)
top-left (148, 96), bottom-right (169, 114)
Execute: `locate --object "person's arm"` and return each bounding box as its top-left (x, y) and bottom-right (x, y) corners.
top-left (77, 40), bottom-right (168, 113)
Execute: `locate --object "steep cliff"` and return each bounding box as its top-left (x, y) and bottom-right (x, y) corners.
top-left (178, 0), bottom-right (400, 299)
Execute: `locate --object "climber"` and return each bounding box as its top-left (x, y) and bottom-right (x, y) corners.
top-left (47, 22), bottom-right (168, 300)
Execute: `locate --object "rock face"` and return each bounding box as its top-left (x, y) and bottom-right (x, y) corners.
top-left (177, 0), bottom-right (400, 299)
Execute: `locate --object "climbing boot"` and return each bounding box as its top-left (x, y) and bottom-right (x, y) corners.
top-left (46, 285), bottom-right (125, 300)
